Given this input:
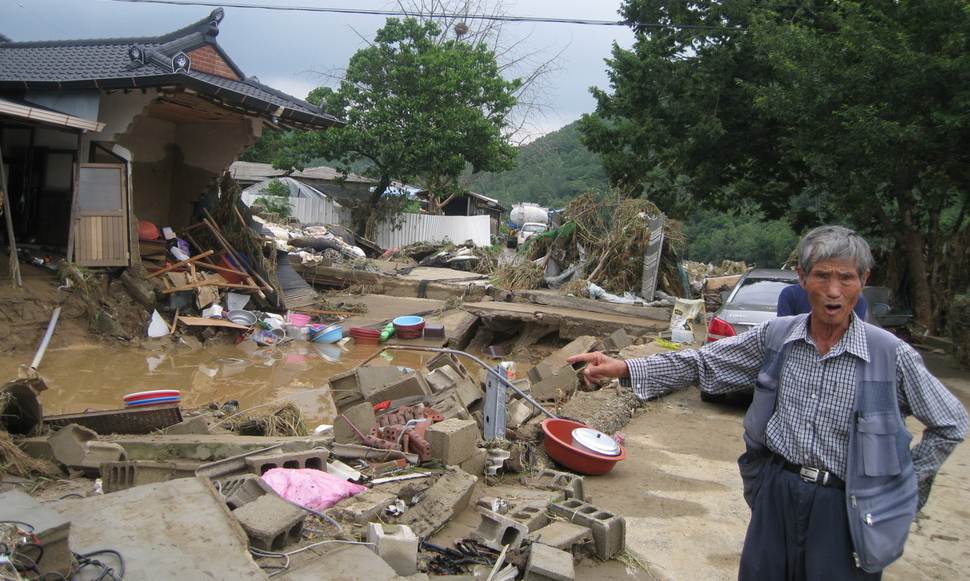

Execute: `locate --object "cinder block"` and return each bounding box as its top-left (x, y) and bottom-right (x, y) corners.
top-left (471, 507), bottom-right (530, 551)
top-left (426, 366), bottom-right (482, 407)
top-left (528, 364), bottom-right (580, 401)
top-left (599, 329), bottom-right (632, 352)
top-left (217, 473), bottom-right (277, 510)
top-left (459, 447), bottom-right (487, 477)
top-left (525, 543), bottom-right (575, 581)
top-left (507, 398), bottom-right (535, 428)
top-left (331, 489), bottom-right (397, 524)
top-left (430, 389), bottom-right (472, 421)
top-left (524, 469), bottom-right (585, 501)
top-left (548, 499), bottom-right (625, 560)
top-left (528, 521), bottom-right (593, 554)
top-left (426, 352), bottom-right (471, 378)
top-left (508, 501), bottom-right (550, 532)
top-left (334, 401), bottom-right (378, 444)
top-left (427, 418), bottom-right (479, 465)
top-left (102, 460), bottom-right (199, 492)
top-left (368, 374), bottom-right (431, 403)
top-left (332, 366), bottom-right (409, 408)
top-left (48, 423), bottom-right (126, 474)
top-left (245, 449), bottom-right (330, 475)
top-left (399, 468), bottom-right (477, 537)
top-left (367, 523), bottom-right (418, 576)
top-left (232, 493), bottom-right (305, 551)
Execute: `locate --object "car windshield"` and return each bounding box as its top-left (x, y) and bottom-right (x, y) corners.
top-left (731, 279), bottom-right (795, 307)
top-left (522, 224), bottom-right (545, 233)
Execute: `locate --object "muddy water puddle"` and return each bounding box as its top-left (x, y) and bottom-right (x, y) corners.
top-left (1, 340), bottom-right (436, 426)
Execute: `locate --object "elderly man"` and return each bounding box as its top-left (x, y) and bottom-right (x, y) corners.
top-left (568, 225), bottom-right (967, 580)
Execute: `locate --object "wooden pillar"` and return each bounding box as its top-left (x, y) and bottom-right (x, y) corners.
top-left (0, 142), bottom-right (23, 287)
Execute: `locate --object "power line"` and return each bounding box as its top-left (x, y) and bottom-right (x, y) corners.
top-left (107, 0), bottom-right (744, 32)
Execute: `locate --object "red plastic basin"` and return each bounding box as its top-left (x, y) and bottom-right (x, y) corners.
top-left (541, 418), bottom-right (625, 475)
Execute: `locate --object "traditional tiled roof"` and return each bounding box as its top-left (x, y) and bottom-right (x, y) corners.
top-left (0, 9), bottom-right (340, 129)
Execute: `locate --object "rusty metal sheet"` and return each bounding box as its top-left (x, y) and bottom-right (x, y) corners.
top-left (43, 404), bottom-right (183, 435)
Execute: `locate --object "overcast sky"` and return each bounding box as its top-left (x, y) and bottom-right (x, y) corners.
top-left (1, 0), bottom-right (633, 140)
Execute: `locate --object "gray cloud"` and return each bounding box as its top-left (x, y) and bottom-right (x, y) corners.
top-left (1, 0), bottom-right (632, 137)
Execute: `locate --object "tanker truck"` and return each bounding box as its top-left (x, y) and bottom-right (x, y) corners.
top-left (508, 203), bottom-right (549, 248)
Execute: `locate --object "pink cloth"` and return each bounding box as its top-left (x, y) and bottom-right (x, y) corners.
top-left (261, 468), bottom-right (368, 511)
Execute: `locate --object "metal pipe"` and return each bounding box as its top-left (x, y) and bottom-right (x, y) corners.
top-left (30, 306), bottom-right (61, 370)
top-left (382, 345), bottom-right (559, 420)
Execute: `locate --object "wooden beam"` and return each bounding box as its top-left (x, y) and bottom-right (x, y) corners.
top-left (146, 250), bottom-right (214, 279)
top-left (0, 142), bottom-right (22, 287)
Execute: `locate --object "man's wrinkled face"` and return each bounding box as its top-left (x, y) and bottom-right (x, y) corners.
top-left (799, 259), bottom-right (869, 329)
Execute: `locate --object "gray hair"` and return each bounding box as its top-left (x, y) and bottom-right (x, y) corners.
top-left (797, 225), bottom-right (873, 276)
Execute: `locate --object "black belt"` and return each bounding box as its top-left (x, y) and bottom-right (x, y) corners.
top-left (781, 458), bottom-right (845, 490)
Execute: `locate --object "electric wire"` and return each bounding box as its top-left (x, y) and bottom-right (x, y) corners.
top-left (108, 0), bottom-right (745, 31)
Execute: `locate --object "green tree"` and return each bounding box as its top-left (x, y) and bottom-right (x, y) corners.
top-left (274, 18), bottom-right (520, 235)
top-left (581, 1), bottom-right (970, 331)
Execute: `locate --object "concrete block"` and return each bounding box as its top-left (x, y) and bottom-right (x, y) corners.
top-left (244, 448), bottom-right (330, 474)
top-left (335, 401), bottom-right (378, 444)
top-left (331, 489), bottom-right (397, 524)
top-left (367, 523), bottom-right (418, 576)
top-left (548, 499), bottom-right (625, 560)
top-left (283, 544), bottom-right (398, 580)
top-left (459, 447), bottom-right (487, 477)
top-left (471, 507), bottom-right (530, 551)
top-left (426, 366), bottom-right (482, 407)
top-left (528, 521), bottom-right (593, 554)
top-left (430, 389), bottom-right (472, 421)
top-left (528, 364), bottom-right (580, 402)
top-left (427, 418), bottom-right (479, 465)
top-left (426, 352), bottom-right (471, 379)
top-left (217, 474), bottom-right (277, 510)
top-left (102, 460), bottom-right (199, 492)
top-left (508, 501), bottom-right (550, 532)
top-left (331, 366), bottom-right (409, 409)
top-left (357, 366), bottom-right (412, 400)
top-left (507, 398), bottom-right (535, 428)
top-left (398, 467), bottom-right (478, 537)
top-left (48, 423), bottom-right (126, 473)
top-left (525, 543), bottom-right (575, 581)
top-left (0, 490), bottom-right (73, 577)
top-left (368, 374), bottom-right (431, 403)
top-left (232, 493), bottom-right (305, 551)
top-left (599, 328), bottom-right (633, 352)
top-left (524, 469), bottom-right (585, 501)
top-left (163, 415), bottom-right (212, 435)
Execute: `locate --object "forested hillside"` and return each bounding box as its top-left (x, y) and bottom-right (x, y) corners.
top-left (466, 121), bottom-right (608, 208)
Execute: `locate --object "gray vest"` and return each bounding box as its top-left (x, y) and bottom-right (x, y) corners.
top-left (739, 314), bottom-right (918, 573)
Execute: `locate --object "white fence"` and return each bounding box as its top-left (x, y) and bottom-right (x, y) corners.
top-left (376, 213), bottom-right (492, 248)
top-left (241, 191), bottom-right (351, 226)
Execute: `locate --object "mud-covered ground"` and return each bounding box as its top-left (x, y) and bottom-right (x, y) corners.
top-left (585, 349), bottom-right (970, 580)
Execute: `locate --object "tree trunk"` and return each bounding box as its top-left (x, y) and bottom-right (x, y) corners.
top-left (354, 175), bottom-right (391, 237)
top-left (900, 206), bottom-right (935, 333)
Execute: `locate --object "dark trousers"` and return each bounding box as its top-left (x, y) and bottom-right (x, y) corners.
top-left (739, 457), bottom-right (882, 581)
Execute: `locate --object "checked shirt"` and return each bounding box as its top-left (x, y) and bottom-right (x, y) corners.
top-left (623, 314), bottom-right (968, 501)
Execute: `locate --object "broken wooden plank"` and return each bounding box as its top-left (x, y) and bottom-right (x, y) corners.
top-left (162, 281), bottom-right (260, 294)
top-left (146, 250), bottom-right (215, 279)
top-left (177, 316), bottom-right (249, 330)
top-left (513, 289), bottom-right (671, 321)
top-left (462, 300), bottom-right (668, 339)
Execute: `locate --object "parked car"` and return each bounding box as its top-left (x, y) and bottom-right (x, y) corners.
top-left (703, 268), bottom-right (799, 401)
top-left (516, 222), bottom-right (547, 247)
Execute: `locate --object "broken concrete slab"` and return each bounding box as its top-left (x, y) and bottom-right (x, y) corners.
top-left (523, 469), bottom-right (585, 501)
top-left (163, 415), bottom-right (212, 435)
top-left (331, 489), bottom-right (398, 524)
top-left (368, 523), bottom-right (419, 576)
top-left (524, 543), bottom-right (575, 581)
top-left (396, 468), bottom-right (478, 537)
top-left (598, 328), bottom-right (633, 352)
top-left (77, 434), bottom-right (334, 462)
top-left (282, 544), bottom-right (399, 581)
top-left (48, 423), bottom-right (126, 473)
top-left (0, 490), bottom-right (73, 577)
top-left (331, 366), bottom-right (410, 409)
top-left (233, 493), bottom-right (306, 551)
top-left (528, 364), bottom-right (580, 402)
top-left (507, 398), bottom-right (535, 428)
top-left (368, 374), bottom-right (431, 403)
top-left (513, 289), bottom-right (671, 321)
top-left (335, 401), bottom-right (378, 444)
top-left (102, 460), bottom-right (199, 492)
top-left (53, 477), bottom-right (265, 578)
top-left (427, 418), bottom-right (479, 465)
top-left (528, 521), bottom-right (594, 555)
top-left (459, 447), bottom-right (487, 477)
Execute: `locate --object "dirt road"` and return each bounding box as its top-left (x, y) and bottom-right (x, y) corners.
top-left (585, 349), bottom-right (970, 580)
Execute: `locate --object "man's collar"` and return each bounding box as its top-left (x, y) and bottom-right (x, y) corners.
top-left (783, 313), bottom-right (870, 362)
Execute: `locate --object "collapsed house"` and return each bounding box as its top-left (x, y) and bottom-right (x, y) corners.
top-left (0, 8), bottom-right (339, 270)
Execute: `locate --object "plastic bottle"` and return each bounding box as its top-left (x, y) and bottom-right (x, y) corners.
top-left (379, 322), bottom-right (395, 342)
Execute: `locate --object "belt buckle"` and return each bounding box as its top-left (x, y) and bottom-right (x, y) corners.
top-left (799, 466), bottom-right (820, 483)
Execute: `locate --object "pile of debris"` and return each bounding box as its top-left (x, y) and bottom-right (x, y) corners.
top-left (0, 321), bottom-right (673, 579)
top-left (681, 260), bottom-right (749, 312)
top-left (384, 241), bottom-right (497, 274)
top-left (497, 194), bottom-right (688, 302)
